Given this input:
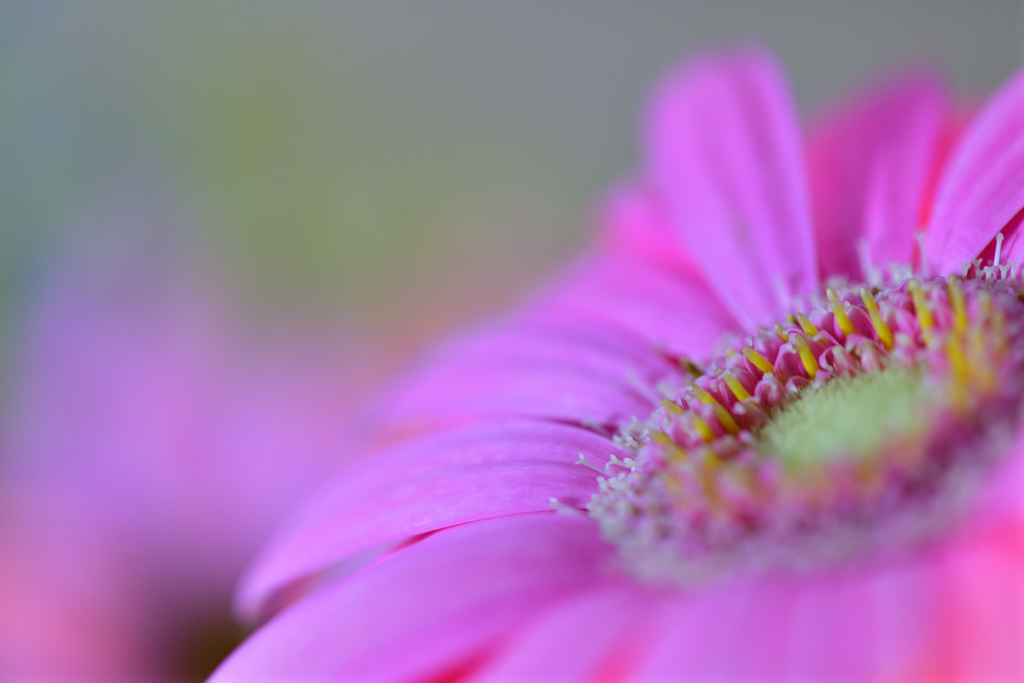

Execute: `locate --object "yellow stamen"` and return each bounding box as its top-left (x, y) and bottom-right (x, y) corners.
top-left (859, 286), bottom-right (894, 351)
top-left (680, 358), bottom-right (703, 377)
top-left (661, 398), bottom-right (683, 414)
top-left (967, 325), bottom-right (996, 392)
top-left (947, 277), bottom-right (967, 335)
top-left (945, 335), bottom-right (972, 414)
top-left (790, 333), bottom-right (819, 379)
top-left (946, 335), bottom-right (970, 383)
top-left (967, 325), bottom-right (985, 361)
top-left (795, 312), bottom-right (818, 336)
top-left (773, 322), bottom-right (790, 340)
top-left (908, 278), bottom-right (934, 338)
top-left (651, 430), bottom-right (674, 445)
top-left (651, 431), bottom-right (688, 461)
top-left (666, 445), bottom-right (688, 463)
top-left (687, 382), bottom-right (714, 404)
top-left (742, 346), bottom-right (774, 374)
top-left (993, 308), bottom-right (1007, 352)
top-left (712, 405), bottom-right (741, 436)
top-left (698, 456), bottom-right (721, 506)
top-left (687, 383), bottom-right (740, 435)
top-left (827, 288), bottom-right (857, 338)
top-left (690, 414), bottom-right (716, 442)
top-left (722, 371), bottom-right (751, 401)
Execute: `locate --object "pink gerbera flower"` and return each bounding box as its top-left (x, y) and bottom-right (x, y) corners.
top-left (212, 47), bottom-right (1024, 681)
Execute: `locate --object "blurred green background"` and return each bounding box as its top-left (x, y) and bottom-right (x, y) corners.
top-left (1, 1), bottom-right (1021, 374)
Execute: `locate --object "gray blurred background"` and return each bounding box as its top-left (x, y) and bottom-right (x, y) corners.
top-left (1, 0), bottom-right (1022, 368)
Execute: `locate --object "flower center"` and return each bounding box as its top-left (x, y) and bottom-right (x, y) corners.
top-left (586, 269), bottom-right (1024, 585)
top-left (759, 365), bottom-right (934, 469)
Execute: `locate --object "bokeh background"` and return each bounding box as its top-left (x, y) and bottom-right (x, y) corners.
top-left (0, 2), bottom-right (1021, 680)
top-left (3, 2), bottom-right (1022, 365)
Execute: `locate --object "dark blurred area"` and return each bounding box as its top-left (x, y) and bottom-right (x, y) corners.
top-left (0, 2), bottom-right (1019, 680)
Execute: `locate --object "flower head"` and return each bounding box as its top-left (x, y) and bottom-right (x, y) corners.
top-left (213, 47), bottom-right (1024, 680)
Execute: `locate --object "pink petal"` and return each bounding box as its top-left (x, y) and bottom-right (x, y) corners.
top-left (364, 251), bottom-right (734, 444)
top-left (973, 432), bottom-right (1024, 522)
top-left (470, 586), bottom-right (658, 682)
top-left (928, 527), bottom-right (1024, 678)
top-left (808, 73), bottom-right (948, 278)
top-left (632, 550), bottom-right (1021, 680)
top-left (367, 290), bottom-right (684, 437)
top-left (538, 252), bottom-right (737, 359)
top-left (237, 419), bottom-right (623, 621)
top-left (212, 514), bottom-right (611, 683)
top-left (645, 46), bottom-right (817, 327)
top-left (632, 502), bottom-right (1024, 679)
top-left (633, 580), bottom-right (793, 679)
top-left (595, 180), bottom-right (702, 275)
top-left (925, 65), bottom-right (1024, 275)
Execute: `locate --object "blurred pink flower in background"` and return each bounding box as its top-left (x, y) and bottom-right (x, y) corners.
top-left (211, 47), bottom-right (1024, 681)
top-left (0, 193), bottom-right (393, 681)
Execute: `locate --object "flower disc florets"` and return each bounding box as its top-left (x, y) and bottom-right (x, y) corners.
top-left (588, 265), bottom-right (1024, 585)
